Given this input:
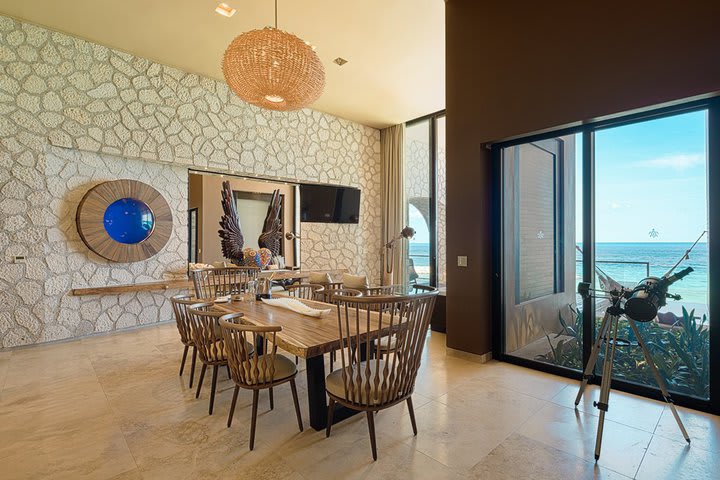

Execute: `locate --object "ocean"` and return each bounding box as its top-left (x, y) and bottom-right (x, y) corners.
top-left (409, 241), bottom-right (709, 305)
top-left (580, 242), bottom-right (708, 305)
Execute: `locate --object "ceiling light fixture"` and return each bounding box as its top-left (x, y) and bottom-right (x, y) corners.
top-left (215, 3), bottom-right (236, 18)
top-left (222, 0), bottom-right (325, 111)
top-left (333, 57), bottom-right (348, 66)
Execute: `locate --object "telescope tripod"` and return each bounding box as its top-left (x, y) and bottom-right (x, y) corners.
top-left (575, 304), bottom-right (690, 460)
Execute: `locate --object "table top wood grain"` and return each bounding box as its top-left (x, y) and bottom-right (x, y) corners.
top-left (214, 297), bottom-right (389, 359)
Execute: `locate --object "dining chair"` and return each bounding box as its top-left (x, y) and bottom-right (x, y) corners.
top-left (220, 317), bottom-right (303, 450)
top-left (187, 302), bottom-right (252, 415)
top-left (190, 266), bottom-right (260, 299)
top-left (372, 285), bottom-right (438, 358)
top-left (170, 295), bottom-right (199, 388)
top-left (285, 283), bottom-right (325, 301)
top-left (320, 281), bottom-right (344, 299)
top-left (325, 290), bottom-right (438, 460)
top-left (324, 288), bottom-right (363, 371)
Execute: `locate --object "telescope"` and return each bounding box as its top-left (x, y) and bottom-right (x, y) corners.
top-left (577, 266), bottom-right (693, 322)
top-left (624, 266), bottom-right (693, 321)
top-left (575, 265), bottom-right (693, 459)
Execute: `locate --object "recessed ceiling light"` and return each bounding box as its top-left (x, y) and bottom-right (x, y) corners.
top-left (333, 57), bottom-right (348, 66)
top-left (215, 3), bottom-right (236, 18)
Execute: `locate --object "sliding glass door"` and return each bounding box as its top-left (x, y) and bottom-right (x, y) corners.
top-left (496, 99), bottom-right (718, 412)
top-left (593, 110), bottom-right (709, 400)
top-left (500, 135), bottom-right (583, 368)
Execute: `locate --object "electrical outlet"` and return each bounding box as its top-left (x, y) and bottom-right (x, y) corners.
top-left (457, 256), bottom-right (468, 267)
top-left (12, 255), bottom-right (27, 264)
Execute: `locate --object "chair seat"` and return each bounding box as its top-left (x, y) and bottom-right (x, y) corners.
top-left (240, 354), bottom-right (297, 385)
top-left (326, 360), bottom-right (398, 405)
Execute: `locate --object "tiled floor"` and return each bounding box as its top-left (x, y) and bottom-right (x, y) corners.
top-left (1, 323), bottom-right (719, 479)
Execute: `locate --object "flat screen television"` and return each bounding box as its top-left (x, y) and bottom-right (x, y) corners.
top-left (300, 184), bottom-right (361, 223)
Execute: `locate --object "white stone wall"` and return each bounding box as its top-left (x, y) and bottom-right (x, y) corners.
top-left (0, 16), bottom-right (382, 347)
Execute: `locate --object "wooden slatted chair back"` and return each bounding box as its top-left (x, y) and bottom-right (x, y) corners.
top-left (325, 288), bottom-right (363, 304)
top-left (331, 290), bottom-right (438, 407)
top-left (220, 319), bottom-right (282, 388)
top-left (190, 267), bottom-right (260, 299)
top-left (170, 294), bottom-right (196, 345)
top-left (187, 302), bottom-right (241, 365)
top-left (286, 283), bottom-right (325, 301)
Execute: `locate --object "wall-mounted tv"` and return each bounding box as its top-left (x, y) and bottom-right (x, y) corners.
top-left (300, 184), bottom-right (361, 224)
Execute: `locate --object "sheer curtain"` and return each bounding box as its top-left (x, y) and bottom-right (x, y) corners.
top-left (380, 124), bottom-right (405, 285)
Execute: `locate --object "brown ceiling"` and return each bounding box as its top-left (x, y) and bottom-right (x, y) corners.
top-left (0, 0), bottom-right (445, 128)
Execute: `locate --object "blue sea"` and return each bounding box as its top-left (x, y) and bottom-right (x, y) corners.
top-left (409, 242), bottom-right (708, 305)
top-left (580, 242), bottom-right (708, 305)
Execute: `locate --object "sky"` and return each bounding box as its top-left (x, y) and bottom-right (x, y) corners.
top-left (406, 109), bottom-right (709, 247)
top-left (578, 109), bottom-right (708, 243)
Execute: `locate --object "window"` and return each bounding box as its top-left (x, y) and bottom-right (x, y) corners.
top-left (494, 99), bottom-right (718, 412)
top-left (404, 112), bottom-right (446, 288)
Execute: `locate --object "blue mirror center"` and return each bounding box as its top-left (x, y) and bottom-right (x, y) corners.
top-left (103, 198), bottom-right (155, 244)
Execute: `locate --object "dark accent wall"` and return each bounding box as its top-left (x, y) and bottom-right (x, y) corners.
top-left (445, 0), bottom-right (720, 355)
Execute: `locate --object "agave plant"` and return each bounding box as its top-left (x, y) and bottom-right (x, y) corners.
top-left (537, 305), bottom-right (709, 399)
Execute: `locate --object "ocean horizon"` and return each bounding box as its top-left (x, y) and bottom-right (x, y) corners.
top-left (408, 241), bottom-right (709, 306)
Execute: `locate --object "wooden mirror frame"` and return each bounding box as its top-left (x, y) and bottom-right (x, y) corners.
top-left (76, 179), bottom-right (173, 263)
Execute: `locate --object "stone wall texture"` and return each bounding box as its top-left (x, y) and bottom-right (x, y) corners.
top-left (0, 16), bottom-right (382, 347)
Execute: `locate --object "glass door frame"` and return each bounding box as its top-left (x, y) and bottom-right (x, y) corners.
top-left (406, 110), bottom-right (445, 288)
top-left (491, 97), bottom-right (720, 415)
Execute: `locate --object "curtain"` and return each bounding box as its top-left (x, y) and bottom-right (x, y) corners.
top-left (380, 124), bottom-right (405, 285)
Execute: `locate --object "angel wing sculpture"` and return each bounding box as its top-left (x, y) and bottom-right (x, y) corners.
top-left (258, 189), bottom-right (283, 257)
top-left (218, 180), bottom-right (244, 265)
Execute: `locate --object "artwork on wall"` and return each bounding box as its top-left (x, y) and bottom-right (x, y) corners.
top-left (76, 179), bottom-right (173, 262)
top-left (218, 180), bottom-right (245, 265)
top-left (258, 189), bottom-right (283, 257)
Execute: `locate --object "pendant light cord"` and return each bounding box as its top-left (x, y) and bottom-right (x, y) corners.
top-left (274, 0), bottom-right (278, 28)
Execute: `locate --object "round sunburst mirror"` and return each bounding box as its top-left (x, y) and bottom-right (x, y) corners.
top-left (76, 180), bottom-right (172, 263)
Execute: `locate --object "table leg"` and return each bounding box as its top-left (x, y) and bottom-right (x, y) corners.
top-left (306, 355), bottom-right (327, 430)
top-left (306, 348), bottom-right (368, 431)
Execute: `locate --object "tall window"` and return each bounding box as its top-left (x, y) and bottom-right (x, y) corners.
top-left (495, 99), bottom-right (717, 412)
top-left (404, 112), bottom-right (446, 288)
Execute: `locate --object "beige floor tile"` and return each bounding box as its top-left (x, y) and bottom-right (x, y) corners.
top-left (654, 404), bottom-right (720, 453)
top-left (0, 351), bottom-right (12, 393)
top-left (3, 322), bottom-right (720, 480)
top-left (401, 398), bottom-right (526, 470)
top-left (3, 344), bottom-right (95, 390)
top-left (552, 384), bottom-right (665, 433)
top-left (635, 434), bottom-right (719, 480)
top-left (298, 439), bottom-right (465, 480)
top-left (413, 355), bottom-right (488, 399)
top-left (469, 433), bottom-right (630, 479)
top-left (437, 374), bottom-right (546, 415)
top-left (469, 360), bottom-right (574, 400)
top-left (518, 402), bottom-right (652, 478)
top-left (0, 412), bottom-right (137, 480)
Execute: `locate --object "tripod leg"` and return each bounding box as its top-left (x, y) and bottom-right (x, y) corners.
top-left (594, 314), bottom-right (620, 461)
top-left (627, 318), bottom-right (691, 444)
top-left (576, 311), bottom-right (611, 406)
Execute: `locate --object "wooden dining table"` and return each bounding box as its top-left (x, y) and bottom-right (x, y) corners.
top-left (214, 296), bottom-right (387, 431)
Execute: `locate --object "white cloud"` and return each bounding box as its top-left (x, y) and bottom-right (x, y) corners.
top-left (635, 153), bottom-right (705, 170)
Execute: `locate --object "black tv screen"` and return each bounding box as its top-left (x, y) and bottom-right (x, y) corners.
top-left (300, 184), bottom-right (361, 223)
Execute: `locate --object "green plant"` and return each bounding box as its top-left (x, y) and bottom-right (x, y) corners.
top-left (537, 304), bottom-right (710, 399)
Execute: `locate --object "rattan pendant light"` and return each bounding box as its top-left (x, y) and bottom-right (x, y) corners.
top-left (222, 0), bottom-right (325, 111)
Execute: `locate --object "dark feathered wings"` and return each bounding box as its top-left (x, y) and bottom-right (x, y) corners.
top-left (218, 180), bottom-right (244, 265)
top-left (258, 189), bottom-right (283, 257)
